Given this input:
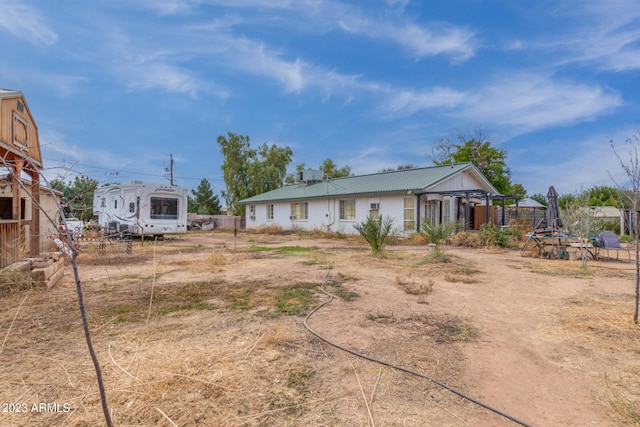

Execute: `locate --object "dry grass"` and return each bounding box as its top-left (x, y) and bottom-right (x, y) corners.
top-left (3, 231), bottom-right (637, 425)
top-left (395, 275), bottom-right (434, 295)
top-left (0, 269), bottom-right (34, 295)
top-left (555, 293), bottom-right (640, 425)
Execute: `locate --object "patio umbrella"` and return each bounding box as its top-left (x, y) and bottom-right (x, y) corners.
top-left (546, 185), bottom-right (563, 230)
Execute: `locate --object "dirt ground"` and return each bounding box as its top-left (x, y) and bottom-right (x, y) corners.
top-left (1, 230), bottom-right (639, 426)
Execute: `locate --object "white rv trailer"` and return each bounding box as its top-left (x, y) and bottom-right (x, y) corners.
top-left (93, 181), bottom-right (188, 236)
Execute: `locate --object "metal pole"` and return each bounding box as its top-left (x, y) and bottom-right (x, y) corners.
top-left (170, 153), bottom-right (174, 186)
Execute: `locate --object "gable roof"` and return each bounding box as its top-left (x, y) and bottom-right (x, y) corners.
top-left (240, 163), bottom-right (498, 204)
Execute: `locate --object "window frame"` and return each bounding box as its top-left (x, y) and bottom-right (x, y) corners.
top-left (290, 202), bottom-right (308, 221)
top-left (150, 197), bottom-right (180, 220)
top-left (339, 199), bottom-right (356, 221)
top-left (404, 196), bottom-right (415, 231)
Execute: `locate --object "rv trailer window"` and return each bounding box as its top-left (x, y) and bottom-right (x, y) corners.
top-left (150, 197), bottom-right (179, 220)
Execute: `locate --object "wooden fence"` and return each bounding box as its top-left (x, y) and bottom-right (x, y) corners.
top-left (0, 221), bottom-right (20, 269)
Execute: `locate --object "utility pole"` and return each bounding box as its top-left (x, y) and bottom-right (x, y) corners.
top-left (169, 153), bottom-right (174, 186)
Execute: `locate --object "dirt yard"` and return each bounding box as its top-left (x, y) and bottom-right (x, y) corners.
top-left (1, 230), bottom-right (639, 426)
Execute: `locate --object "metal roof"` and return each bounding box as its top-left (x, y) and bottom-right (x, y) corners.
top-left (0, 88), bottom-right (23, 99)
top-left (240, 163), bottom-right (497, 204)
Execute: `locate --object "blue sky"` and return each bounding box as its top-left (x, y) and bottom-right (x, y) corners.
top-left (1, 0), bottom-right (640, 199)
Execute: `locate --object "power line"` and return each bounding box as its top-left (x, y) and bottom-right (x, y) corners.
top-left (42, 157), bottom-right (225, 182)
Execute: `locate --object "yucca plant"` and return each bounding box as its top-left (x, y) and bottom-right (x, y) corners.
top-left (420, 221), bottom-right (459, 256)
top-left (353, 215), bottom-right (395, 256)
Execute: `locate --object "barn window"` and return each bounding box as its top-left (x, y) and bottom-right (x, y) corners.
top-left (12, 113), bottom-right (28, 150)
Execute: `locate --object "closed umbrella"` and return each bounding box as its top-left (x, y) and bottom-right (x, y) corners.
top-left (546, 186), bottom-right (563, 230)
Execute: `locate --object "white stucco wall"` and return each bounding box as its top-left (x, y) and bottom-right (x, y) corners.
top-left (246, 194), bottom-right (422, 235)
top-left (244, 168), bottom-right (494, 235)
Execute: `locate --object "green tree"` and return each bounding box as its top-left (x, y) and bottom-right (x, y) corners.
top-left (378, 163), bottom-right (418, 173)
top-left (509, 183), bottom-right (527, 199)
top-left (320, 158), bottom-right (351, 178)
top-left (218, 132), bottom-right (293, 215)
top-left (530, 193), bottom-right (548, 206)
top-left (432, 132), bottom-right (518, 195)
top-left (189, 178), bottom-right (221, 215)
top-left (50, 176), bottom-right (97, 221)
top-left (285, 159), bottom-right (351, 183)
top-left (585, 186), bottom-right (623, 207)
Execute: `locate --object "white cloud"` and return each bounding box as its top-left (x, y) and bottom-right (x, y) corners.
top-left (382, 87), bottom-right (467, 116)
top-left (460, 73), bottom-right (622, 134)
top-left (0, 0), bottom-right (57, 45)
top-left (105, 31), bottom-right (225, 98)
top-left (337, 13), bottom-right (476, 60)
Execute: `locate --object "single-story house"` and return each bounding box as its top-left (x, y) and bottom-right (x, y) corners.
top-left (239, 163), bottom-right (500, 235)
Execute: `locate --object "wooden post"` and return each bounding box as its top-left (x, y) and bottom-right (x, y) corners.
top-left (30, 173), bottom-right (40, 256)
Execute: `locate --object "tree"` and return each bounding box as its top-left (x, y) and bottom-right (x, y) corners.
top-left (586, 186), bottom-right (624, 207)
top-left (530, 193), bottom-right (548, 206)
top-left (609, 129), bottom-right (640, 323)
top-left (50, 176), bottom-right (97, 221)
top-left (189, 178), bottom-right (221, 215)
top-left (432, 131), bottom-right (517, 195)
top-left (320, 158), bottom-right (351, 178)
top-left (509, 183), bottom-right (527, 199)
top-left (218, 132), bottom-right (293, 215)
top-left (378, 164), bottom-right (418, 173)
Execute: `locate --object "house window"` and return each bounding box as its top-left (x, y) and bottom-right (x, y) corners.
top-left (129, 202), bottom-right (135, 213)
top-left (249, 205), bottom-right (256, 220)
top-left (150, 197), bottom-right (179, 220)
top-left (290, 202), bottom-right (308, 220)
top-left (267, 204), bottom-right (274, 220)
top-left (339, 200), bottom-right (356, 220)
top-left (404, 196), bottom-right (415, 231)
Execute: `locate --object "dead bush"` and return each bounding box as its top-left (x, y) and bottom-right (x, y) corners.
top-left (452, 232), bottom-right (480, 248)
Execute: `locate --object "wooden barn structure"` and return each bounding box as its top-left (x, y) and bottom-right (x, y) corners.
top-left (0, 89), bottom-right (44, 268)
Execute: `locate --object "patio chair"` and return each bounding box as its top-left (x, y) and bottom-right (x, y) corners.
top-left (598, 231), bottom-right (631, 262)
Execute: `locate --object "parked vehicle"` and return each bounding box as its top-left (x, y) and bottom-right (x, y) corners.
top-left (93, 181), bottom-right (188, 236)
top-left (59, 217), bottom-right (85, 237)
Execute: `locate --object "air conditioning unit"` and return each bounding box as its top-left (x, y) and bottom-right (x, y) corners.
top-left (370, 203), bottom-right (380, 210)
top-left (298, 169), bottom-right (324, 183)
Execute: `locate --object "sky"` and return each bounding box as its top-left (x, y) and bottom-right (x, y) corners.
top-left (1, 0), bottom-right (640, 200)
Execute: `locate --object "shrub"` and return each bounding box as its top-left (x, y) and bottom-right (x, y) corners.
top-left (479, 224), bottom-right (509, 248)
top-left (453, 232), bottom-right (480, 248)
top-left (419, 221), bottom-right (459, 255)
top-left (353, 215), bottom-right (395, 255)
